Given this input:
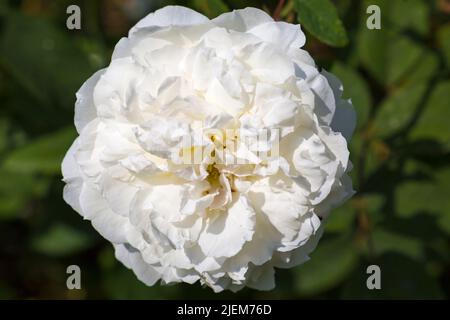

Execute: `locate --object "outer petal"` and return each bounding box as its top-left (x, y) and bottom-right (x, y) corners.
top-left (322, 70), bottom-right (357, 141)
top-left (62, 179), bottom-right (83, 215)
top-left (331, 99), bottom-right (356, 142)
top-left (61, 138), bottom-right (83, 213)
top-left (308, 72), bottom-right (336, 126)
top-left (129, 6), bottom-right (209, 36)
top-left (273, 225), bottom-right (324, 268)
top-left (79, 183), bottom-right (130, 243)
top-left (74, 69), bottom-right (105, 134)
top-left (114, 243), bottom-right (161, 286)
top-left (62, 138), bottom-right (81, 181)
top-left (93, 57), bottom-right (144, 119)
top-left (248, 21), bottom-right (306, 51)
top-left (212, 7), bottom-right (273, 32)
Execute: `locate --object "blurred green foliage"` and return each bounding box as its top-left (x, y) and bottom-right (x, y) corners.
top-left (0, 0), bottom-right (448, 299)
top-left (294, 0), bottom-right (349, 46)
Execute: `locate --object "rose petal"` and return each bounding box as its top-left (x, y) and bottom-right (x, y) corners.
top-left (129, 5), bottom-right (209, 36)
top-left (212, 8), bottom-right (273, 32)
top-left (198, 195), bottom-right (255, 258)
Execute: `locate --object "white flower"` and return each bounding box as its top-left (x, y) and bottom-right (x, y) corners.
top-left (62, 6), bottom-right (356, 292)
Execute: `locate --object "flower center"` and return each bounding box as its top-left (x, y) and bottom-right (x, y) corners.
top-left (206, 164), bottom-right (221, 189)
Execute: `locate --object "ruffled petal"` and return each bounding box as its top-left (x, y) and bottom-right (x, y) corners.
top-left (212, 8), bottom-right (273, 32)
top-left (129, 5), bottom-right (209, 36)
top-left (74, 69), bottom-right (105, 133)
top-left (114, 243), bottom-right (161, 286)
top-left (248, 21), bottom-right (305, 51)
top-left (198, 195), bottom-right (255, 258)
top-left (322, 70), bottom-right (357, 141)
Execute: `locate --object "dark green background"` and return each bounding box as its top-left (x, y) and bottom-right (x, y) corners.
top-left (0, 0), bottom-right (449, 299)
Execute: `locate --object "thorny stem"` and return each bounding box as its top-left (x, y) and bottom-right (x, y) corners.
top-left (272, 0), bottom-right (286, 21)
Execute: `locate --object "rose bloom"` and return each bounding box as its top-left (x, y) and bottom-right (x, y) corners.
top-left (62, 6), bottom-right (356, 292)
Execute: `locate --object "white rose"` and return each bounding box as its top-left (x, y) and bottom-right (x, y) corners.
top-left (62, 6), bottom-right (356, 292)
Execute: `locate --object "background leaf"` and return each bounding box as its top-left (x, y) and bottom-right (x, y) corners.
top-left (0, 12), bottom-right (93, 109)
top-left (438, 24), bottom-right (450, 69)
top-left (294, 236), bottom-right (359, 296)
top-left (373, 82), bottom-right (427, 137)
top-left (331, 62), bottom-right (372, 128)
top-left (410, 81), bottom-right (450, 148)
top-left (372, 228), bottom-right (424, 261)
top-left (3, 127), bottom-right (76, 175)
top-left (32, 223), bottom-right (94, 257)
top-left (294, 0), bottom-right (348, 47)
top-left (192, 0), bottom-right (229, 18)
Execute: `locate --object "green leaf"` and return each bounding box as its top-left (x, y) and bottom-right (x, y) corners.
top-left (77, 37), bottom-right (108, 71)
top-left (389, 0), bottom-right (429, 36)
top-left (374, 82), bottom-right (428, 137)
top-left (437, 24), bottom-right (450, 69)
top-left (0, 118), bottom-right (8, 154)
top-left (361, 0), bottom-right (429, 36)
top-left (325, 202), bottom-right (356, 234)
top-left (331, 62), bottom-right (372, 128)
top-left (358, 29), bottom-right (424, 86)
top-left (0, 12), bottom-right (93, 108)
top-left (360, 194), bottom-right (385, 225)
top-left (372, 228), bottom-right (424, 261)
top-left (357, 0), bottom-right (428, 86)
top-left (0, 1), bottom-right (8, 16)
top-left (3, 127), bottom-right (76, 175)
top-left (356, 26), bottom-right (388, 85)
top-left (410, 81), bottom-right (450, 148)
top-left (403, 50), bottom-right (439, 86)
top-left (387, 36), bottom-right (424, 85)
top-left (437, 214), bottom-right (450, 236)
top-left (395, 165), bottom-right (450, 235)
top-left (295, 236), bottom-right (359, 296)
top-left (396, 180), bottom-right (436, 218)
top-left (294, 0), bottom-right (348, 47)
top-left (32, 223), bottom-right (94, 257)
top-left (192, 0), bottom-right (229, 18)
top-left (0, 168), bottom-right (50, 220)
top-left (324, 194), bottom-right (384, 235)
top-left (370, 49), bottom-right (438, 138)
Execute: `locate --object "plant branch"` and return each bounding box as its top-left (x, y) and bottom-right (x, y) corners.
top-left (273, 0), bottom-right (286, 21)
